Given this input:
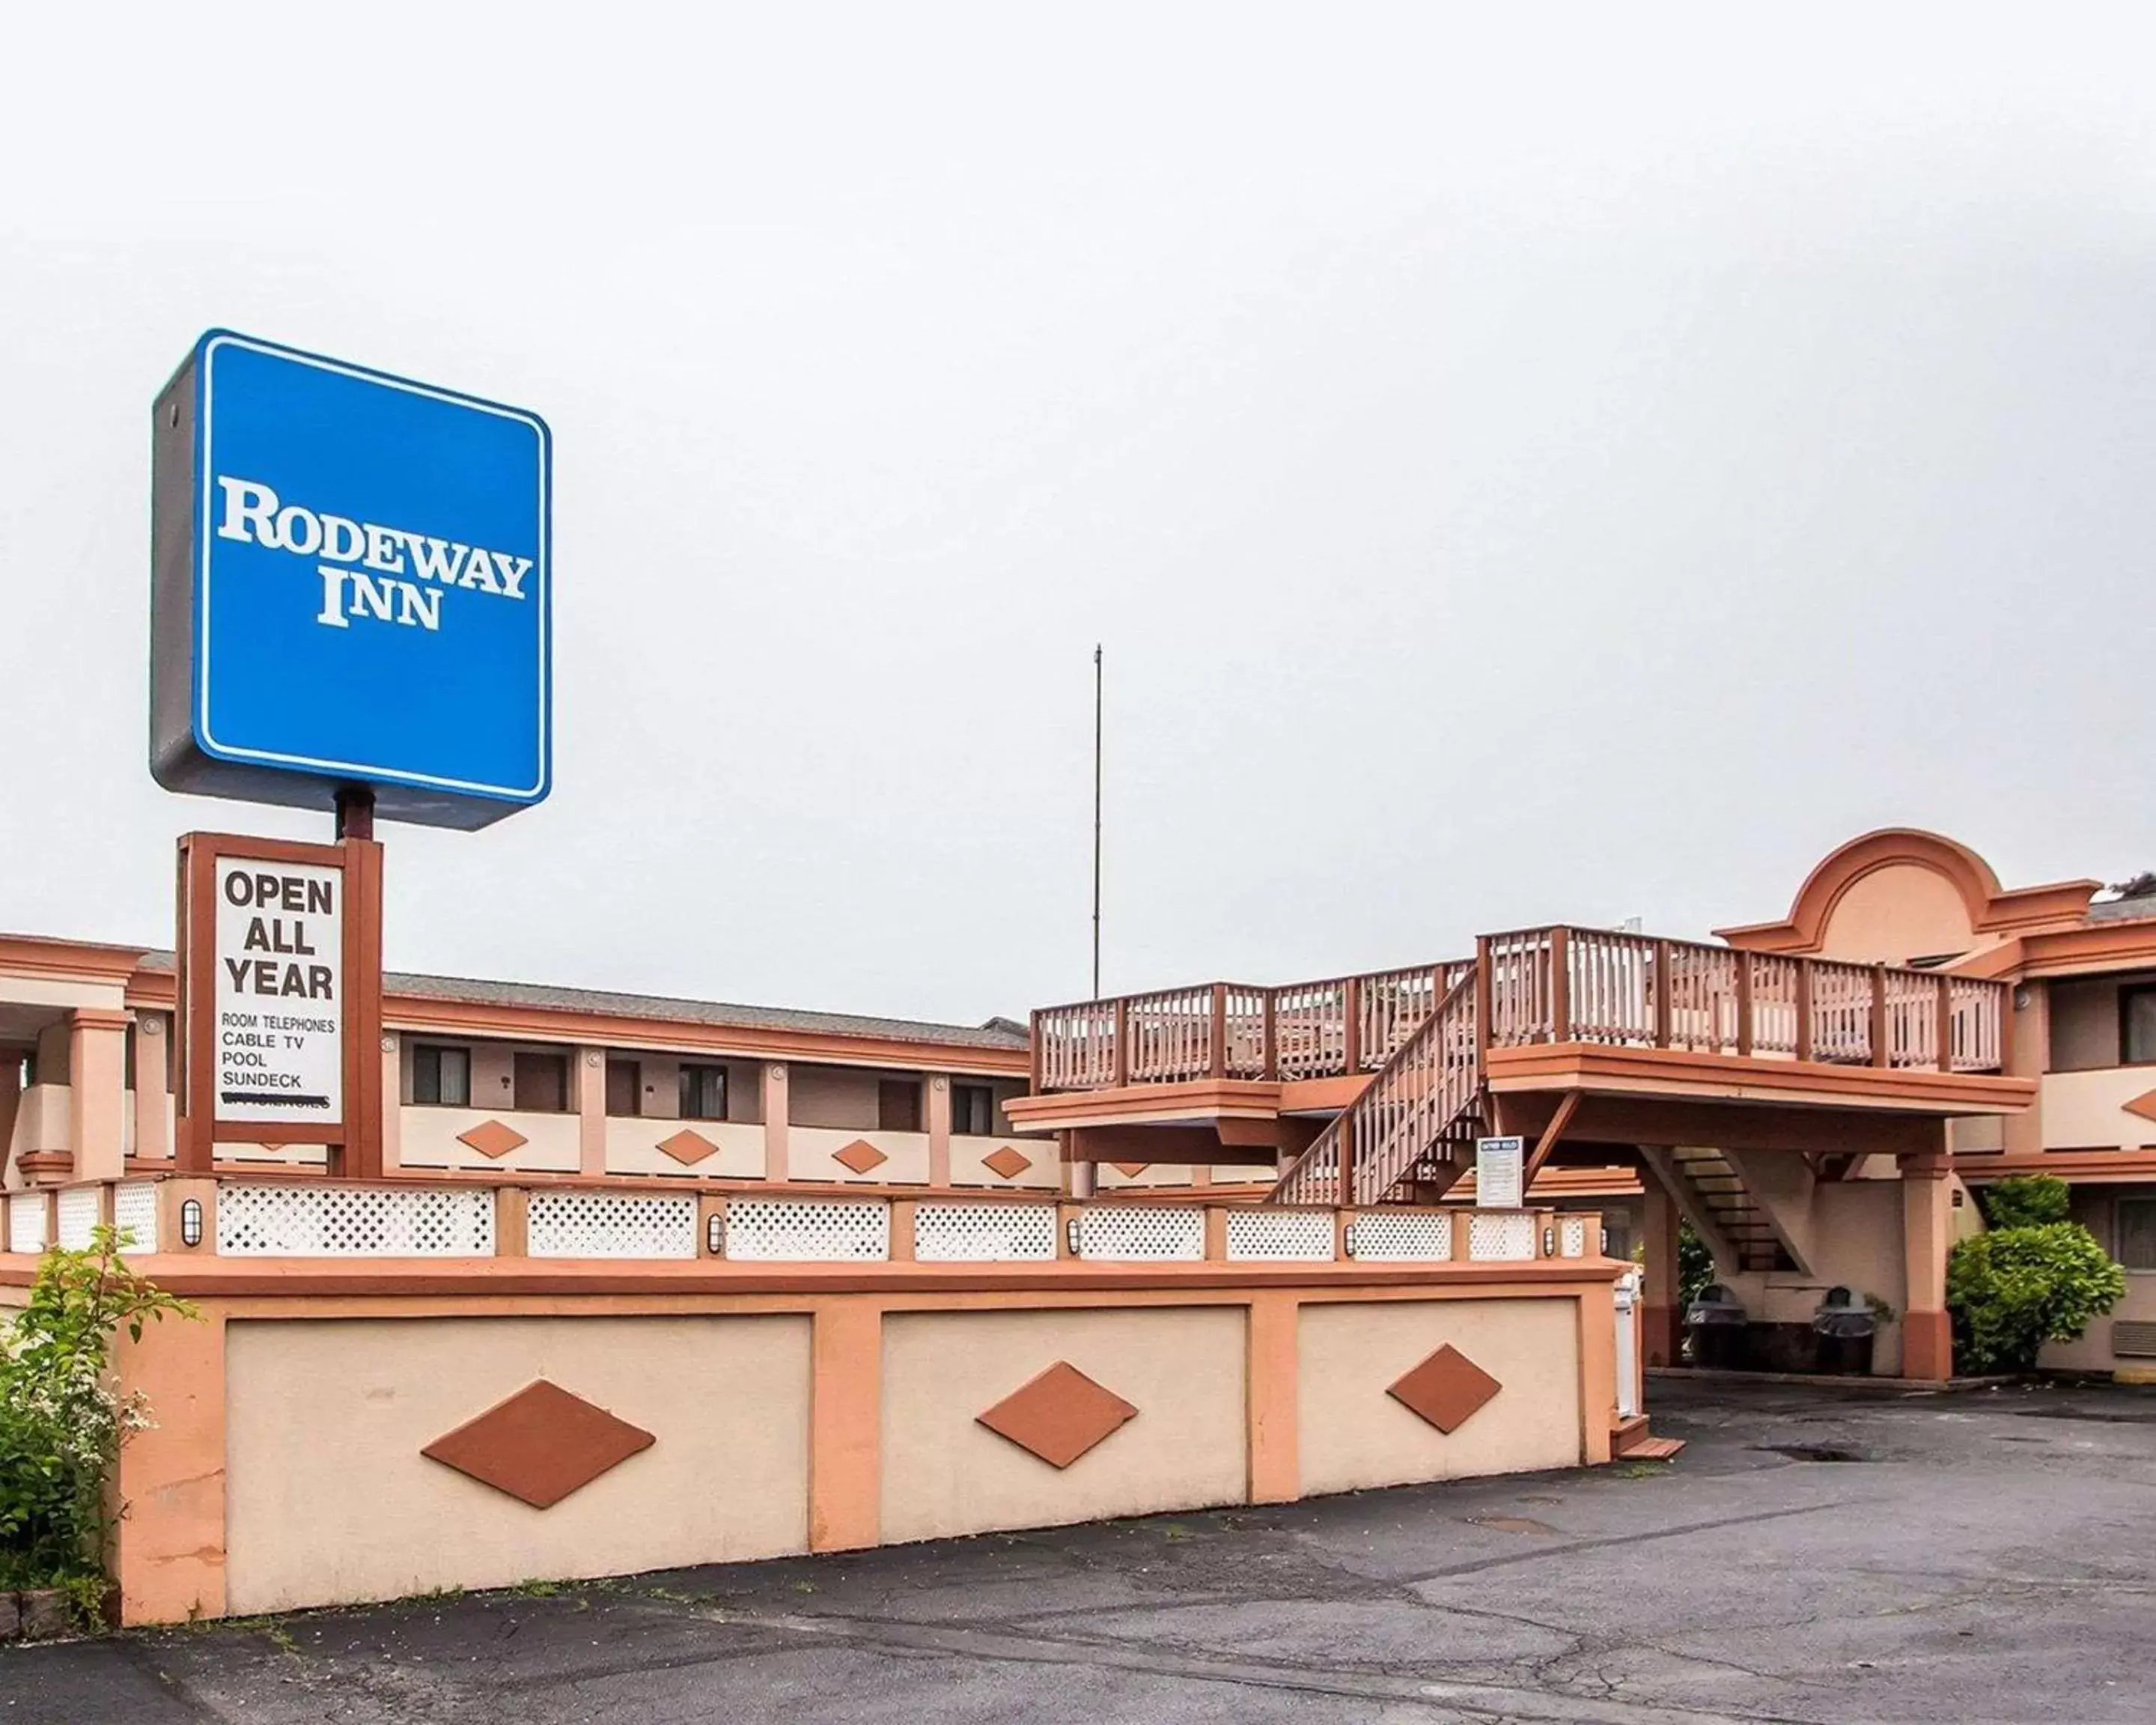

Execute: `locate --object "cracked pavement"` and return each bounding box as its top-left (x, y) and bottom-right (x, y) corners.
top-left (9, 1375), bottom-right (2155, 1723)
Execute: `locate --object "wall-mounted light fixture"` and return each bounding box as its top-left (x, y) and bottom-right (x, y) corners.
top-left (1065, 1217), bottom-right (1082, 1256)
top-left (705, 1211), bottom-right (725, 1256)
top-left (1541, 1226), bottom-right (1556, 1256)
top-left (180, 1199), bottom-right (204, 1249)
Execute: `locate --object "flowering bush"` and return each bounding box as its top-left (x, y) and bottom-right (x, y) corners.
top-left (0, 1224), bottom-right (195, 1603)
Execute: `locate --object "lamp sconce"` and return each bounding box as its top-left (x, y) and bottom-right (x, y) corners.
top-left (180, 1199), bottom-right (204, 1249)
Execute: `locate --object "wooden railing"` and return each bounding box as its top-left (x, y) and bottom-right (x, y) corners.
top-left (1477, 926), bottom-right (2009, 1074)
top-left (1272, 970), bottom-right (1480, 1206)
top-left (1033, 960), bottom-right (1470, 1092)
top-left (1035, 928), bottom-right (2009, 1092)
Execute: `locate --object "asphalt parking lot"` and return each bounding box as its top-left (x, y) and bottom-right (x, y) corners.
top-left (10, 1375), bottom-right (2155, 1724)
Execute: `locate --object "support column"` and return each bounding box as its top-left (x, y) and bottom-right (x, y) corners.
top-left (379, 1032), bottom-right (404, 1172)
top-left (1900, 1150), bottom-right (1955, 1381)
top-left (576, 1047), bottom-right (606, 1176)
top-left (2000, 981), bottom-right (2047, 1157)
top-left (1246, 1292), bottom-right (1300, 1503)
top-left (807, 1301), bottom-right (881, 1551)
top-left (1640, 1172), bottom-right (1681, 1369)
top-left (133, 1014), bottom-right (172, 1162)
top-left (762, 1063), bottom-right (790, 1182)
top-left (69, 1006), bottom-right (130, 1184)
top-left (0, 1051), bottom-right (22, 1188)
top-left (925, 1074), bottom-right (951, 1188)
top-left (112, 1307), bottom-right (228, 1624)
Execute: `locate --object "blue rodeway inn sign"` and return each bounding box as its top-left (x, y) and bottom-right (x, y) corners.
top-left (151, 330), bottom-right (551, 829)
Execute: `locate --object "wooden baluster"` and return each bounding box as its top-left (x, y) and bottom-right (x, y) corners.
top-left (1030, 1011), bottom-right (1044, 1091)
top-left (1996, 981), bottom-right (2014, 1074)
top-left (1735, 954), bottom-right (1754, 1057)
top-left (1209, 983), bottom-right (1228, 1078)
top-left (1870, 967), bottom-right (1890, 1068)
top-left (1112, 998), bottom-right (1130, 1087)
top-left (1653, 940), bottom-right (1672, 1048)
top-left (1337, 1113), bottom-right (1356, 1208)
top-left (1795, 958), bottom-right (1815, 1062)
top-left (1342, 976), bottom-right (1362, 1074)
top-left (1548, 927), bottom-right (1571, 1044)
top-left (1934, 976), bottom-right (1954, 1074)
top-left (1261, 989), bottom-right (1277, 1083)
top-left (1474, 936), bottom-right (1493, 1077)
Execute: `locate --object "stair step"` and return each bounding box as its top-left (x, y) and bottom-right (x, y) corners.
top-left (1624, 1435), bottom-right (1687, 1461)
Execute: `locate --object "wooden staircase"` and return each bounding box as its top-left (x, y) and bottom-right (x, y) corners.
top-left (1270, 969), bottom-right (1484, 1206)
top-left (1663, 1146), bottom-right (1796, 1273)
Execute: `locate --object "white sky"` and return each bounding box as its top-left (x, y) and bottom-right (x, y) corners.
top-left (2, 4), bottom-right (2152, 1023)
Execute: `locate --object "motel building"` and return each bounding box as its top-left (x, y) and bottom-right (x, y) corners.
top-left (4, 823), bottom-right (2153, 1624)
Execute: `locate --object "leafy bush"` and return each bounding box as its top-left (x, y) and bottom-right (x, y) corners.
top-left (1946, 1220), bottom-right (2125, 1375)
top-left (1977, 1174), bottom-right (2071, 1230)
top-left (0, 1225), bottom-right (195, 1602)
top-left (1677, 1220), bottom-right (1714, 1309)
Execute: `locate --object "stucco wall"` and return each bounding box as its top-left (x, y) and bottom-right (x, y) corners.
top-left (2050, 978), bottom-right (2128, 1072)
top-left (1815, 865), bottom-right (1985, 964)
top-left (223, 1315), bottom-right (812, 1613)
top-left (880, 1306), bottom-right (1246, 1544)
top-left (1297, 1298), bottom-right (1582, 1494)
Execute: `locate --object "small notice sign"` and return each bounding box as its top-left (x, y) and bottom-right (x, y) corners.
top-left (212, 857), bottom-right (344, 1123)
top-left (1476, 1135), bottom-right (1526, 1209)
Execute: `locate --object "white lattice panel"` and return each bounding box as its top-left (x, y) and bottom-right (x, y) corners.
top-left (1077, 1205), bottom-right (1204, 1262)
top-left (1225, 1210), bottom-right (1336, 1261)
top-left (114, 1184), bottom-right (160, 1254)
top-left (1347, 1210), bottom-right (1452, 1262)
top-left (56, 1187), bottom-right (101, 1251)
top-left (7, 1193), bottom-right (47, 1256)
top-left (1468, 1211), bottom-right (1537, 1262)
top-left (529, 1192), bottom-right (697, 1259)
top-left (55, 1190), bottom-right (100, 1250)
top-left (725, 1199), bottom-right (889, 1262)
top-left (913, 1202), bottom-right (1058, 1262)
top-left (1560, 1217), bottom-right (1588, 1259)
top-left (216, 1184), bottom-right (495, 1257)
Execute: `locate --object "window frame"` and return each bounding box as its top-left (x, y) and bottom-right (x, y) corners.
top-left (2117, 1196), bottom-right (2156, 1274)
top-left (412, 1043), bottom-right (472, 1109)
top-left (606, 1057), bottom-right (642, 1119)
top-left (2121, 984), bottom-right (2156, 1068)
top-left (951, 1082), bottom-right (994, 1137)
top-left (679, 1063), bottom-right (729, 1122)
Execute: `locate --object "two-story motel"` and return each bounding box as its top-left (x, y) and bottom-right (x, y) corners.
top-left (4, 824), bottom-right (2154, 1623)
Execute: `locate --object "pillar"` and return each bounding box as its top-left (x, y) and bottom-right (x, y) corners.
top-left (132, 1014), bottom-right (172, 1162)
top-left (69, 1006), bottom-right (130, 1184)
top-left (576, 1046), bottom-right (606, 1176)
top-left (1246, 1292), bottom-right (1300, 1503)
top-left (2000, 981), bottom-right (2047, 1157)
top-left (1640, 1174), bottom-right (1681, 1368)
top-left (762, 1062), bottom-right (790, 1181)
top-left (925, 1074), bottom-right (951, 1187)
top-left (1899, 1151), bottom-right (1954, 1381)
top-left (111, 1307), bottom-right (228, 1624)
top-left (379, 1032), bottom-right (404, 1172)
top-left (807, 1302), bottom-right (880, 1551)
top-left (0, 1052), bottom-right (22, 1188)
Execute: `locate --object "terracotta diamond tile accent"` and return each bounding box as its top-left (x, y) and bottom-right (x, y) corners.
top-left (981, 1145), bottom-right (1033, 1181)
top-left (2124, 1088), bottom-right (2156, 1124)
top-left (833, 1138), bottom-right (889, 1175)
top-left (457, 1119), bottom-right (529, 1160)
top-left (657, 1128), bottom-right (719, 1166)
top-left (976, 1362), bottom-right (1137, 1468)
top-left (421, 1381), bottom-right (654, 1509)
top-left (1388, 1344), bottom-right (1502, 1435)
top-left (1109, 1162), bottom-right (1148, 1178)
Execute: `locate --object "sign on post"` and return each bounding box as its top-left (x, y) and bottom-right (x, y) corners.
top-left (175, 833), bottom-right (383, 1174)
top-left (1476, 1135), bottom-right (1526, 1210)
top-left (211, 857), bottom-right (344, 1123)
top-left (150, 330), bottom-right (551, 830)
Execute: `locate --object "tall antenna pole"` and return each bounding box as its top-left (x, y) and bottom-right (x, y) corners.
top-left (1091, 643), bottom-right (1103, 999)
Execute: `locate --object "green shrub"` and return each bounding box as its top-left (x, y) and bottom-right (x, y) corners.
top-left (1677, 1220), bottom-right (1714, 1308)
top-left (0, 1225), bottom-right (195, 1604)
top-left (1946, 1221), bottom-right (2125, 1374)
top-left (1977, 1174), bottom-right (2071, 1230)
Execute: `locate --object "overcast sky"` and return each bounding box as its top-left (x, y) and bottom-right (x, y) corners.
top-left (2, 5), bottom-right (2151, 1025)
